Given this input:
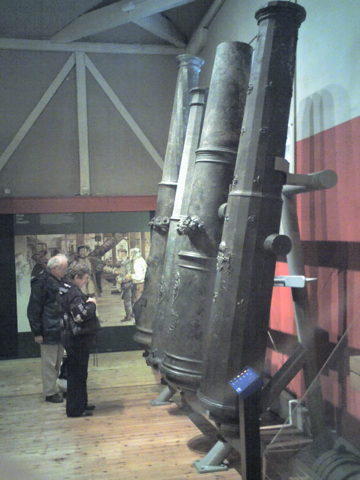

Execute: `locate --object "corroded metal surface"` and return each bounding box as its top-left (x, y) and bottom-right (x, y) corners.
top-left (158, 41), bottom-right (252, 391)
top-left (147, 87), bottom-right (208, 368)
top-left (197, 1), bottom-right (306, 429)
top-left (133, 54), bottom-right (204, 350)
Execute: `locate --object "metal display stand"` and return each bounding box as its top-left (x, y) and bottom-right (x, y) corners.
top-left (190, 168), bottom-right (337, 478)
top-left (239, 391), bottom-right (262, 480)
top-left (193, 439), bottom-right (233, 473)
top-left (150, 385), bottom-right (176, 406)
top-left (280, 168), bottom-right (337, 438)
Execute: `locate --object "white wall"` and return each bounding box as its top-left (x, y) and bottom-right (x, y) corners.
top-left (199, 0), bottom-right (360, 140)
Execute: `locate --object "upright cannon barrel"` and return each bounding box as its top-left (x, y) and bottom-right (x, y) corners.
top-left (148, 86), bottom-right (208, 368)
top-left (158, 41), bottom-right (252, 392)
top-left (134, 54), bottom-right (204, 351)
top-left (197, 1), bottom-right (306, 430)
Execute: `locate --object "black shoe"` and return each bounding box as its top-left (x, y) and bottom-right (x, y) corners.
top-left (63, 392), bottom-right (67, 399)
top-left (67, 411), bottom-right (93, 417)
top-left (85, 404), bottom-right (96, 411)
top-left (46, 393), bottom-right (64, 403)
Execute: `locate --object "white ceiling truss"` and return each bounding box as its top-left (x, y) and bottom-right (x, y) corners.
top-left (0, 38), bottom-right (184, 55)
top-left (0, 53), bottom-right (164, 194)
top-left (0, 0), bottom-right (226, 195)
top-left (0, 0), bottom-right (225, 55)
top-left (0, 55), bottom-right (76, 174)
top-left (50, 0), bottom-right (198, 44)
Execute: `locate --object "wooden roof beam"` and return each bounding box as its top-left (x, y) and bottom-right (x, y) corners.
top-left (51, 0), bottom-right (196, 44)
top-left (134, 14), bottom-right (187, 48)
top-left (0, 38), bottom-right (184, 55)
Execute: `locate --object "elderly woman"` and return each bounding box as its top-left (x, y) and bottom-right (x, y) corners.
top-left (58, 262), bottom-right (100, 418)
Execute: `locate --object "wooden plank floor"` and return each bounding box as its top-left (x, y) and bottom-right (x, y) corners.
top-left (0, 351), bottom-right (242, 479)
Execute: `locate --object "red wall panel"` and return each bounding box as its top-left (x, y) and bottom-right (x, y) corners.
top-left (269, 117), bottom-right (360, 414)
top-left (298, 116), bottom-right (360, 242)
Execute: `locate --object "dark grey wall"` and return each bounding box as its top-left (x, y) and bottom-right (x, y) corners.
top-left (0, 50), bottom-right (178, 197)
top-left (0, 215), bottom-right (17, 359)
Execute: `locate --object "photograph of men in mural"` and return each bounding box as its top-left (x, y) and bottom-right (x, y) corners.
top-left (15, 232), bottom-right (150, 330)
top-left (93, 255), bottom-right (105, 297)
top-left (15, 252), bottom-right (31, 296)
top-left (129, 248), bottom-right (147, 308)
top-left (30, 250), bottom-right (48, 278)
top-left (115, 249), bottom-right (134, 323)
top-left (102, 246), bottom-right (147, 324)
top-left (71, 245), bottom-right (96, 297)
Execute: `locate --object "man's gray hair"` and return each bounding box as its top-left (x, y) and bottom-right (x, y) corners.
top-left (47, 254), bottom-right (68, 270)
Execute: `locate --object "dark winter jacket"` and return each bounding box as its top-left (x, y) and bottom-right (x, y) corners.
top-left (58, 278), bottom-right (99, 349)
top-left (27, 270), bottom-right (62, 344)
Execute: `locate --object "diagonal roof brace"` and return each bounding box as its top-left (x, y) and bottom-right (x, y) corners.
top-left (0, 54), bottom-right (76, 174)
top-left (84, 54), bottom-right (164, 170)
top-left (51, 0), bottom-right (197, 44)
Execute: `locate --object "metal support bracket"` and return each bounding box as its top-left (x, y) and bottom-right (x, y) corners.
top-left (193, 439), bottom-right (233, 473)
top-left (274, 275), bottom-right (317, 288)
top-left (150, 385), bottom-right (176, 406)
top-left (283, 169), bottom-right (338, 195)
top-left (274, 156), bottom-right (289, 173)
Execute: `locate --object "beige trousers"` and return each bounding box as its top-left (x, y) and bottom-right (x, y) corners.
top-left (40, 343), bottom-right (64, 397)
top-left (132, 282), bottom-right (144, 305)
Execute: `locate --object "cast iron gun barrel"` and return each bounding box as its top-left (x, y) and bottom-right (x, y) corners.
top-left (197, 1), bottom-right (306, 430)
top-left (158, 41), bottom-right (252, 392)
top-left (147, 86), bottom-right (208, 368)
top-left (134, 54), bottom-right (204, 350)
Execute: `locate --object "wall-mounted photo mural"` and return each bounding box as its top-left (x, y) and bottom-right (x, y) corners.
top-left (13, 212), bottom-right (152, 352)
top-left (15, 231), bottom-right (150, 334)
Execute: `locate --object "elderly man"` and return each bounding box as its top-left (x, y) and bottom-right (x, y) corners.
top-left (27, 253), bottom-right (68, 403)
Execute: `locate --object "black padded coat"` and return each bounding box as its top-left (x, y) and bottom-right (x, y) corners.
top-left (27, 270), bottom-right (62, 344)
top-left (57, 279), bottom-right (98, 350)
